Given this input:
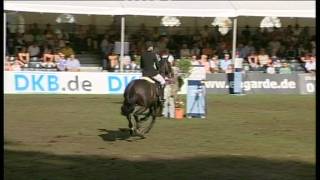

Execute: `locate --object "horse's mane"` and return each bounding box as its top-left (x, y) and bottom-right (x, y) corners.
top-left (158, 58), bottom-right (173, 78)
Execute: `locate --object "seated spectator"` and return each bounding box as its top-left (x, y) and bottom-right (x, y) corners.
top-left (285, 45), bottom-right (297, 59)
top-left (304, 56), bottom-right (316, 73)
top-left (225, 64), bottom-right (234, 74)
top-left (209, 55), bottom-right (220, 73)
top-left (122, 55), bottom-right (132, 66)
top-left (60, 42), bottom-right (75, 58)
top-left (17, 47), bottom-right (30, 65)
top-left (58, 39), bottom-right (66, 49)
top-left (130, 60), bottom-right (140, 71)
top-left (43, 49), bottom-right (55, 62)
top-left (266, 62), bottom-right (276, 74)
top-left (108, 52), bottom-right (119, 71)
top-left (190, 43), bottom-right (201, 56)
top-left (44, 23), bottom-right (54, 35)
top-left (273, 59), bottom-right (282, 73)
top-left (202, 43), bottom-right (214, 57)
top-left (102, 53), bottom-right (110, 71)
top-left (23, 30), bottom-right (34, 45)
top-left (200, 54), bottom-right (211, 73)
top-left (151, 27), bottom-right (160, 41)
top-left (66, 54), bottom-right (81, 72)
top-left (300, 54), bottom-right (312, 63)
top-left (14, 33), bottom-right (26, 53)
top-left (237, 43), bottom-right (247, 59)
top-left (247, 51), bottom-right (259, 70)
top-left (27, 42), bottom-right (40, 58)
top-left (279, 63), bottom-right (292, 74)
top-left (243, 41), bottom-right (255, 59)
top-left (8, 60), bottom-right (24, 71)
top-left (42, 49), bottom-right (56, 68)
top-left (190, 55), bottom-right (200, 65)
top-left (4, 61), bottom-right (13, 71)
top-left (180, 44), bottom-right (191, 58)
top-left (268, 37), bottom-right (281, 57)
top-left (257, 48), bottom-right (270, 68)
top-left (219, 53), bottom-right (232, 73)
top-left (53, 51), bottom-right (61, 62)
top-left (56, 53), bottom-right (67, 71)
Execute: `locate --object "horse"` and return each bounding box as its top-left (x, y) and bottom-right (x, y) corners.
top-left (121, 56), bottom-right (173, 137)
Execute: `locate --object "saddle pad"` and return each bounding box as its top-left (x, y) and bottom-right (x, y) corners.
top-left (141, 76), bottom-right (156, 83)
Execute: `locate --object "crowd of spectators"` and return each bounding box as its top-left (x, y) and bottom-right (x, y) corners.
top-left (100, 23), bottom-right (316, 74)
top-left (5, 23), bottom-right (81, 71)
top-left (5, 22), bottom-right (316, 74)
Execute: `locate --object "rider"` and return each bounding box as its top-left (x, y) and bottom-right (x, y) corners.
top-left (140, 44), bottom-right (166, 102)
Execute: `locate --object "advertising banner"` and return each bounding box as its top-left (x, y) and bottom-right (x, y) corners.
top-left (204, 72), bottom-right (310, 94)
top-left (186, 80), bottom-right (206, 118)
top-left (4, 71), bottom-right (315, 95)
top-left (233, 72), bottom-right (243, 94)
top-left (4, 71), bottom-right (141, 94)
top-left (297, 73), bottom-right (316, 94)
top-left (186, 65), bottom-right (206, 118)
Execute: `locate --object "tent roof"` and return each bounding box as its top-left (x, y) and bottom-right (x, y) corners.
top-left (4, 1), bottom-right (315, 18)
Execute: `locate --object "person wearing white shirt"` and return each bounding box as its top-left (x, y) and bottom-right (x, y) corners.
top-left (266, 64), bottom-right (276, 74)
top-left (190, 55), bottom-right (200, 65)
top-left (305, 57), bottom-right (316, 73)
top-left (27, 42), bottom-right (40, 57)
top-left (180, 44), bottom-right (191, 58)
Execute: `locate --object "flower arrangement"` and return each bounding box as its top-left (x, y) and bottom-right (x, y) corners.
top-left (176, 58), bottom-right (192, 78)
top-left (174, 95), bottom-right (185, 119)
top-left (175, 96), bottom-right (185, 108)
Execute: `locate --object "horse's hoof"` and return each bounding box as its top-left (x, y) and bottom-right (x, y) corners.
top-left (129, 130), bottom-right (134, 135)
top-left (135, 133), bottom-right (145, 139)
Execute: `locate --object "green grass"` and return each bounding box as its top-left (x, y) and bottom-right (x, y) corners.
top-left (4, 94), bottom-right (315, 180)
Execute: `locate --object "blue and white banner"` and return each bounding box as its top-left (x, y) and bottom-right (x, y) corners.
top-left (186, 80), bottom-right (206, 118)
top-left (4, 71), bottom-right (315, 95)
top-left (4, 71), bottom-right (141, 94)
top-left (233, 72), bottom-right (243, 94)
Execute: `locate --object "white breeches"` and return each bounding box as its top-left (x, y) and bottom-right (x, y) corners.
top-left (152, 74), bottom-right (166, 85)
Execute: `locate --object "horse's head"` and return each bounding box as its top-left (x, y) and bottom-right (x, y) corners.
top-left (158, 58), bottom-right (173, 78)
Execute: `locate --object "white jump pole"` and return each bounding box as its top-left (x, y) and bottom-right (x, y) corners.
top-left (231, 17), bottom-right (237, 61)
top-left (4, 12), bottom-right (6, 61)
top-left (120, 16), bottom-right (125, 72)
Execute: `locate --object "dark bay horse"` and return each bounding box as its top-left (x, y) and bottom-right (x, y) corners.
top-left (121, 56), bottom-right (173, 137)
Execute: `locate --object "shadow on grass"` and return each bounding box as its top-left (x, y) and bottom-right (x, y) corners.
top-left (110, 101), bottom-right (123, 104)
top-left (4, 149), bottom-right (315, 180)
top-left (98, 129), bottom-right (144, 142)
top-left (98, 128), bottom-right (131, 141)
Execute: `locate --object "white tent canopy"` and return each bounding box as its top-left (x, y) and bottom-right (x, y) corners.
top-left (4, 1), bottom-right (315, 18)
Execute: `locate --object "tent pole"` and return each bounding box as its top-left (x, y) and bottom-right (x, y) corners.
top-left (4, 12), bottom-right (6, 61)
top-left (120, 16), bottom-right (125, 72)
top-left (231, 17), bottom-right (237, 62)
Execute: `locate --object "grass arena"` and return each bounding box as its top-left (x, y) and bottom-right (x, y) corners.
top-left (4, 94), bottom-right (315, 180)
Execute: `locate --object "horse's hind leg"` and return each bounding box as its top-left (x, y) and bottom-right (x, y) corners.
top-left (144, 107), bottom-right (157, 134)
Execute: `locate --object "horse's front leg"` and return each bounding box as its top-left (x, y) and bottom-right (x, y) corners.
top-left (144, 106), bottom-right (157, 134)
top-left (127, 114), bottom-right (134, 135)
top-left (139, 107), bottom-right (157, 135)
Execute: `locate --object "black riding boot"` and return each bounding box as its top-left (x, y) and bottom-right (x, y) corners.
top-left (159, 85), bottom-right (165, 102)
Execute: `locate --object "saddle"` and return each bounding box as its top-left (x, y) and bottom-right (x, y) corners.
top-left (141, 76), bottom-right (156, 84)
top-left (141, 76), bottom-right (163, 101)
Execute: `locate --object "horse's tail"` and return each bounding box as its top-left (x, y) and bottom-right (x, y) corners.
top-left (121, 81), bottom-right (137, 116)
top-left (121, 97), bottom-right (136, 116)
